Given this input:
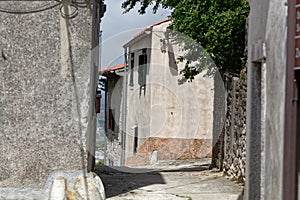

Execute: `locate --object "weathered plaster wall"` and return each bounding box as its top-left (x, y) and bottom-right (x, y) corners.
top-left (0, 1), bottom-right (95, 188)
top-left (263, 1), bottom-right (287, 199)
top-left (246, 0), bottom-right (287, 199)
top-left (149, 23), bottom-right (214, 141)
top-left (125, 35), bottom-right (152, 158)
top-left (123, 21), bottom-right (215, 164)
top-left (211, 71), bottom-right (226, 170)
top-left (246, 0), bottom-right (268, 199)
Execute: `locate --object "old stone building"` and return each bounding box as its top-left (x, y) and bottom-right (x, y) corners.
top-left (101, 64), bottom-right (124, 166)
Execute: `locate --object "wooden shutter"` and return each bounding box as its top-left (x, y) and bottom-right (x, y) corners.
top-left (138, 54), bottom-right (147, 86)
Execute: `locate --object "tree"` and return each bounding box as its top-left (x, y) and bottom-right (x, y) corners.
top-left (122, 0), bottom-right (249, 80)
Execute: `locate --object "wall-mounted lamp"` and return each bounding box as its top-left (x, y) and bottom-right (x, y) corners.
top-left (144, 30), bottom-right (151, 35)
top-left (160, 38), bottom-right (167, 53)
top-left (130, 125), bottom-right (138, 130)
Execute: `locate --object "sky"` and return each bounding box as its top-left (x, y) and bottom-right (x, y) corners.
top-left (100, 0), bottom-right (171, 69)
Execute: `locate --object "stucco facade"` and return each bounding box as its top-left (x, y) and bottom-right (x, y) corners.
top-left (0, 1), bottom-right (103, 198)
top-left (103, 20), bottom-right (216, 166)
top-left (245, 0), bottom-right (289, 199)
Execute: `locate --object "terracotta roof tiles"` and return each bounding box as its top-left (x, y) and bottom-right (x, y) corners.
top-left (100, 63), bottom-right (125, 73)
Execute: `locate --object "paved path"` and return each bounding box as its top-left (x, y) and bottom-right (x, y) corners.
top-left (95, 159), bottom-right (243, 200)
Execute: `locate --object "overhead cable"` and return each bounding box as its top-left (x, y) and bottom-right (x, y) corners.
top-left (0, 1), bottom-right (62, 14)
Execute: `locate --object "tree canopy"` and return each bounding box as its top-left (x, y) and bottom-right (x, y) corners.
top-left (122, 0), bottom-right (250, 79)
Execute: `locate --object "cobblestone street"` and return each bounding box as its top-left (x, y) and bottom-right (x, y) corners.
top-left (95, 159), bottom-right (243, 200)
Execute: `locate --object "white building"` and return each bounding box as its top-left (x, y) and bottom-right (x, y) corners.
top-left (102, 19), bottom-right (216, 167)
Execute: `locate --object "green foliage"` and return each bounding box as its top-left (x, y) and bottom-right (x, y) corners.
top-left (96, 160), bottom-right (104, 166)
top-left (171, 0), bottom-right (249, 75)
top-left (122, 0), bottom-right (171, 14)
top-left (122, 0), bottom-right (249, 79)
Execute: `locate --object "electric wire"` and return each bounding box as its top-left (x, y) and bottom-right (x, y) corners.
top-left (0, 1), bottom-right (62, 14)
top-left (0, 0), bottom-right (89, 16)
top-left (72, 0), bottom-right (90, 8)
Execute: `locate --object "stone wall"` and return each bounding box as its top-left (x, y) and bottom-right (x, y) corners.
top-left (222, 75), bottom-right (247, 183)
top-left (211, 74), bottom-right (247, 184)
top-left (106, 130), bottom-right (122, 166)
top-left (104, 73), bottom-right (123, 166)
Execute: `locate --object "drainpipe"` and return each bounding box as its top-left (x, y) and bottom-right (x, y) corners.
top-left (121, 47), bottom-right (128, 166)
top-left (99, 30), bottom-right (103, 70)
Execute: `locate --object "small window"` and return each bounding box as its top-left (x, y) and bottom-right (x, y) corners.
top-left (129, 53), bottom-right (134, 86)
top-left (133, 126), bottom-right (138, 153)
top-left (108, 108), bottom-right (115, 132)
top-left (138, 49), bottom-right (147, 86)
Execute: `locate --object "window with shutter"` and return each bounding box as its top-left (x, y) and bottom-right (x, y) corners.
top-left (134, 126), bottom-right (138, 153)
top-left (129, 53), bottom-right (134, 86)
top-left (138, 50), bottom-right (147, 86)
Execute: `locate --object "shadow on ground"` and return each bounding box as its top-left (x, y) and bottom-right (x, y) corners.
top-left (94, 163), bottom-right (210, 198)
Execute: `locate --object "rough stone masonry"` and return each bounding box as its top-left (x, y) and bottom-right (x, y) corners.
top-left (211, 74), bottom-right (247, 184)
top-left (0, 1), bottom-right (104, 199)
top-left (222, 75), bottom-right (247, 183)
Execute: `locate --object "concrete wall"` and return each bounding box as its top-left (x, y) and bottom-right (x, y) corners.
top-left (246, 0), bottom-right (287, 199)
top-left (0, 0), bottom-right (97, 189)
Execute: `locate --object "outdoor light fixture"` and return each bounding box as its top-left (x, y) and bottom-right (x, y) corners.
top-left (160, 38), bottom-right (167, 53)
top-left (144, 30), bottom-right (151, 35)
top-left (130, 125), bottom-right (138, 130)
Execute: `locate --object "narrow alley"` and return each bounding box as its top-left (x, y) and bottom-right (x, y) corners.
top-left (95, 158), bottom-right (243, 200)
top-left (0, 1), bottom-right (298, 199)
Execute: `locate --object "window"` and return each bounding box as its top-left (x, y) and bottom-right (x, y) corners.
top-left (138, 49), bottom-right (147, 87)
top-left (129, 53), bottom-right (134, 86)
top-left (133, 126), bottom-right (138, 153)
top-left (108, 108), bottom-right (115, 132)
